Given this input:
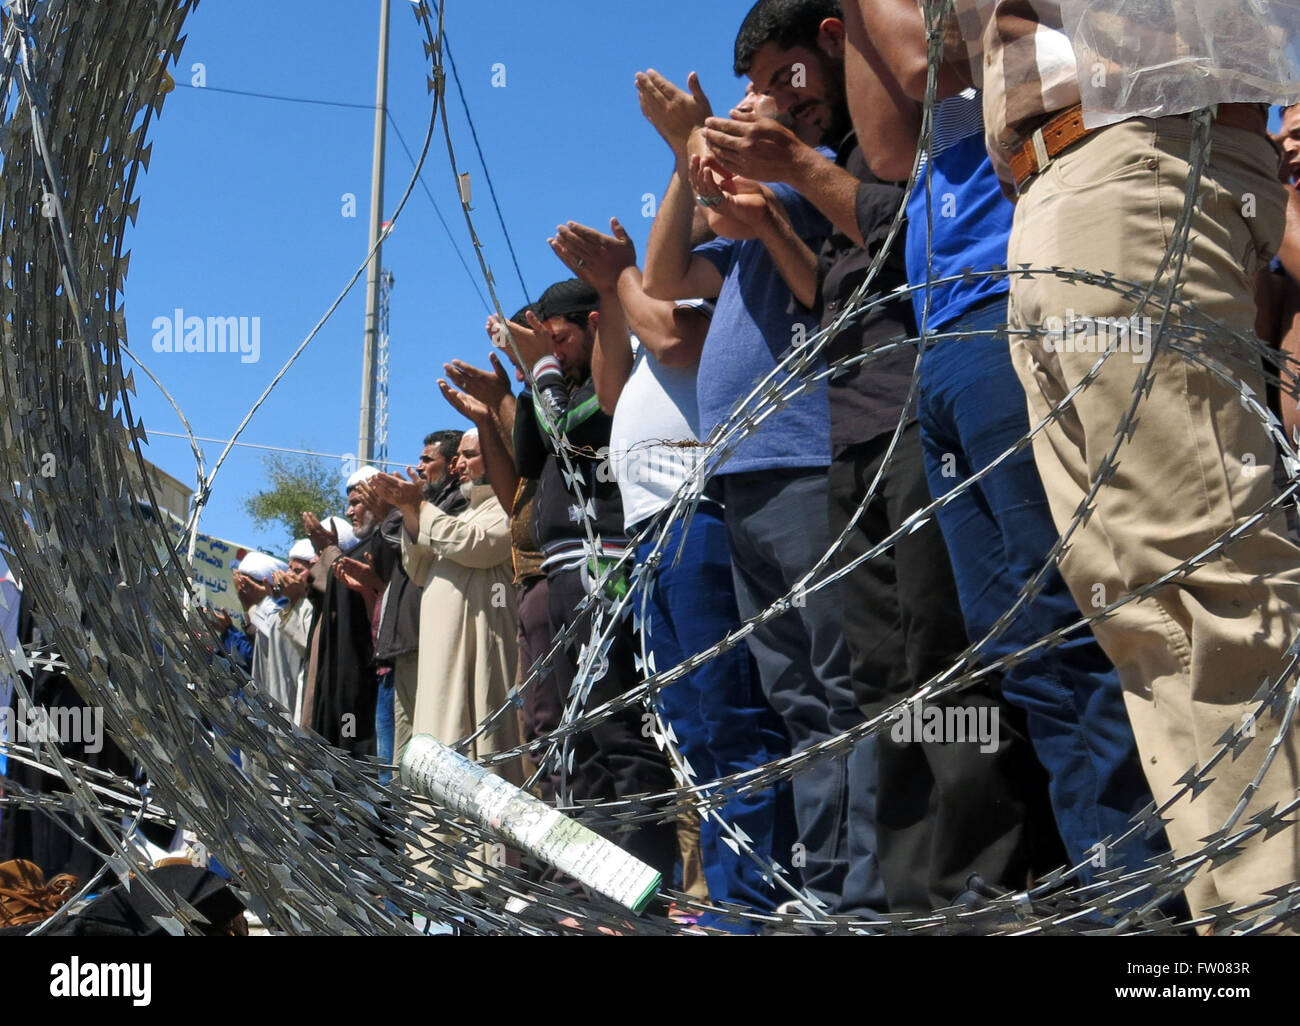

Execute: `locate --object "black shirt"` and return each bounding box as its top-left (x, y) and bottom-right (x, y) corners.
top-left (818, 131), bottom-right (918, 457)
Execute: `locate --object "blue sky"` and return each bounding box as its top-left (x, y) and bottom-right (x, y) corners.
top-left (127, 0), bottom-right (754, 554)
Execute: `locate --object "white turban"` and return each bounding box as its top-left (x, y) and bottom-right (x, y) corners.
top-left (346, 465), bottom-right (381, 491)
top-left (324, 515), bottom-right (360, 553)
top-left (288, 538), bottom-right (315, 563)
top-left (236, 551), bottom-right (289, 583)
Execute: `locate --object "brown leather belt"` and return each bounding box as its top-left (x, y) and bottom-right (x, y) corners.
top-left (1010, 102), bottom-right (1269, 192)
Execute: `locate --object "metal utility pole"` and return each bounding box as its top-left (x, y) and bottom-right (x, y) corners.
top-left (375, 270), bottom-right (394, 467)
top-left (357, 0), bottom-right (391, 466)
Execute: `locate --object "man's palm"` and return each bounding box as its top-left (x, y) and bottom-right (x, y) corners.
top-left (637, 70), bottom-right (713, 152)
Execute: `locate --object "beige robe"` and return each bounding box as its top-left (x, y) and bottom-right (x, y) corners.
top-left (400, 485), bottom-right (522, 781)
top-left (401, 485), bottom-right (524, 887)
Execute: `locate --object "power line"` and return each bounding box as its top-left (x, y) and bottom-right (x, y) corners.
top-left (442, 34), bottom-right (530, 304)
top-left (147, 430), bottom-right (412, 469)
top-left (385, 112), bottom-right (491, 311)
top-left (174, 80), bottom-right (376, 111)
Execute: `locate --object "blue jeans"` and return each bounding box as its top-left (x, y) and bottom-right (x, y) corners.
top-left (375, 674), bottom-right (395, 786)
top-left (636, 505), bottom-right (796, 931)
top-left (918, 296), bottom-right (1169, 881)
top-left (720, 470), bottom-right (885, 916)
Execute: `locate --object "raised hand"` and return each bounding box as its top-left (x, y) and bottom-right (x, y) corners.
top-left (333, 553), bottom-right (382, 594)
top-left (444, 354), bottom-right (512, 409)
top-left (272, 568), bottom-right (307, 601)
top-left (523, 310), bottom-right (561, 365)
top-left (302, 511), bottom-right (338, 553)
top-left (370, 472), bottom-right (424, 512)
top-left (488, 311), bottom-right (552, 369)
top-left (635, 69), bottom-right (713, 156)
top-left (549, 218), bottom-right (636, 293)
top-left (439, 378), bottom-right (491, 425)
top-left (351, 477), bottom-right (388, 519)
top-left (702, 108), bottom-right (805, 184)
top-left (232, 570), bottom-right (270, 606)
top-left (688, 153), bottom-right (771, 238)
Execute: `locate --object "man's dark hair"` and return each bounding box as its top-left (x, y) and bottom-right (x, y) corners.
top-left (424, 429), bottom-right (463, 465)
top-left (558, 310), bottom-right (595, 330)
top-left (537, 279), bottom-right (600, 322)
top-left (734, 0), bottom-right (842, 76)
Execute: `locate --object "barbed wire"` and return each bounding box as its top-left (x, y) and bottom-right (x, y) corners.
top-left (1, 0), bottom-right (1297, 937)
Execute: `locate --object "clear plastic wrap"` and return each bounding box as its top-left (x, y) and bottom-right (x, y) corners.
top-left (401, 734), bottom-right (662, 913)
top-left (1060, 0), bottom-right (1300, 128)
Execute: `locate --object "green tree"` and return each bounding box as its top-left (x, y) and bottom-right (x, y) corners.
top-left (244, 452), bottom-right (347, 548)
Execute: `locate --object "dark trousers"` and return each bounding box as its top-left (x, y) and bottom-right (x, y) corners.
top-left (829, 423), bottom-right (1061, 911)
top-left (720, 468), bottom-right (883, 915)
top-left (547, 566), bottom-right (677, 880)
top-left (516, 575), bottom-right (564, 804)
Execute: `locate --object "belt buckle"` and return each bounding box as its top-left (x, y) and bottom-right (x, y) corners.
top-left (1030, 126), bottom-right (1051, 178)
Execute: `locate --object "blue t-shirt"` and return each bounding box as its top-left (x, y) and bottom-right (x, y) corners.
top-left (905, 93), bottom-right (1014, 332)
top-left (695, 181), bottom-right (832, 475)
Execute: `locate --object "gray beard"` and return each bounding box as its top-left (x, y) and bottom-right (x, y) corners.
top-left (423, 473), bottom-right (454, 502)
top-left (460, 476), bottom-right (488, 499)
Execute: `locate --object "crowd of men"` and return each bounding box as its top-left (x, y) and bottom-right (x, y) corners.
top-left (151, 0), bottom-right (1300, 931)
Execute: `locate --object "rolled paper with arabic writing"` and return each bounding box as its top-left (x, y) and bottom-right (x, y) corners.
top-left (400, 734), bottom-right (661, 914)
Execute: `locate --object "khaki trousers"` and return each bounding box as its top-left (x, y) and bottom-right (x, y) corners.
top-left (676, 809), bottom-right (710, 902)
top-left (393, 651), bottom-right (419, 763)
top-left (1007, 116), bottom-right (1300, 922)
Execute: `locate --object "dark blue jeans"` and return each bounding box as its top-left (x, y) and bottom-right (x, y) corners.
top-left (375, 674), bottom-right (395, 786)
top-left (636, 505), bottom-right (795, 931)
top-left (918, 296), bottom-right (1168, 881)
top-left (721, 469), bottom-right (885, 916)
